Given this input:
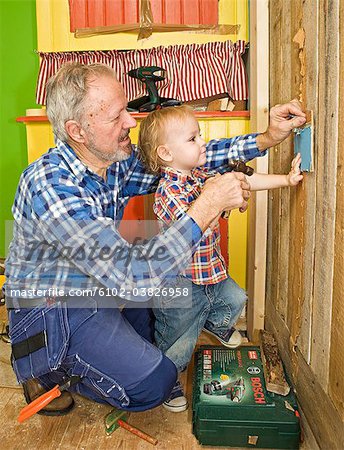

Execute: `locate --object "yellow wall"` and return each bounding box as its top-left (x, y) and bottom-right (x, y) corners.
top-left (29, 0), bottom-right (250, 288)
top-left (36, 0), bottom-right (248, 52)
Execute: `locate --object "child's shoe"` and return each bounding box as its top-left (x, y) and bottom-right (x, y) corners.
top-left (163, 380), bottom-right (188, 412)
top-left (203, 326), bottom-right (242, 348)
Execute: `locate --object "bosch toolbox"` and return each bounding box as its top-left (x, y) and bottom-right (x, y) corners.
top-left (192, 346), bottom-right (301, 448)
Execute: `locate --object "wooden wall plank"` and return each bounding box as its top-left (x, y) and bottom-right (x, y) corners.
top-left (247, 0), bottom-right (269, 340)
top-left (297, 0), bottom-right (318, 363)
top-left (310, 0), bottom-right (339, 384)
top-left (266, 0), bottom-right (282, 326)
top-left (266, 297), bottom-right (344, 449)
top-left (328, 0), bottom-right (344, 420)
top-left (268, 0), bottom-right (344, 443)
top-left (276, 0), bottom-right (293, 324)
top-left (286, 0), bottom-right (306, 376)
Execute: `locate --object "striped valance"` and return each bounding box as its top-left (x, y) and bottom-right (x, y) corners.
top-left (36, 40), bottom-right (248, 105)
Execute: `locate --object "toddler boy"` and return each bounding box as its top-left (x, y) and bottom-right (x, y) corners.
top-left (138, 106), bottom-right (302, 412)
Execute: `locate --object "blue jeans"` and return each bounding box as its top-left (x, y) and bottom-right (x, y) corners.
top-left (8, 297), bottom-right (177, 411)
top-left (154, 276), bottom-right (247, 372)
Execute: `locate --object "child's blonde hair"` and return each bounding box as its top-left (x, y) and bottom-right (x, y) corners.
top-left (138, 105), bottom-right (195, 173)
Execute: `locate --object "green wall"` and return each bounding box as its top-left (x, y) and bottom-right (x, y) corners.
top-left (0, 0), bottom-right (38, 257)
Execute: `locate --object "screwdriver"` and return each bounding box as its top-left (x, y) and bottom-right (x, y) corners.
top-left (18, 376), bottom-right (80, 423)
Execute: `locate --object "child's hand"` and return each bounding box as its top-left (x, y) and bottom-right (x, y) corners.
top-left (287, 153), bottom-right (303, 186)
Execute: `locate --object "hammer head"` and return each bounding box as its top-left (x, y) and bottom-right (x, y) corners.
top-left (105, 408), bottom-right (127, 435)
top-left (228, 160), bottom-right (254, 176)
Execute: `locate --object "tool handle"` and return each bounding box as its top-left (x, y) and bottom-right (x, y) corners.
top-left (117, 419), bottom-right (158, 446)
top-left (18, 385), bottom-right (61, 423)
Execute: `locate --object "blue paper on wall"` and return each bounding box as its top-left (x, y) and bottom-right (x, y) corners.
top-left (293, 124), bottom-right (313, 172)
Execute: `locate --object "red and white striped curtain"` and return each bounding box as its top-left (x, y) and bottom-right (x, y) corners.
top-left (36, 40), bottom-right (248, 105)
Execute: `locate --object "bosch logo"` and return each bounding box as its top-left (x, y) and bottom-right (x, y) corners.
top-left (247, 366), bottom-right (261, 375)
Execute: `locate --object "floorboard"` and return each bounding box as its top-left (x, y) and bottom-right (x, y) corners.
top-left (0, 307), bottom-right (313, 449)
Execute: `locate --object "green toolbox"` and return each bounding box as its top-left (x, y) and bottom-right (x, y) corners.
top-left (192, 346), bottom-right (301, 449)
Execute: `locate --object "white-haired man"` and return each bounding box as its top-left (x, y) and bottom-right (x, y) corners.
top-left (4, 63), bottom-right (305, 415)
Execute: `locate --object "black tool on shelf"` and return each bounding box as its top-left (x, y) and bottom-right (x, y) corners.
top-left (127, 66), bottom-right (181, 112)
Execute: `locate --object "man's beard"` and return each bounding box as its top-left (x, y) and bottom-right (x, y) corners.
top-left (87, 132), bottom-right (132, 163)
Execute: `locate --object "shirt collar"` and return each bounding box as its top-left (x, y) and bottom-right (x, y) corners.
top-left (55, 139), bottom-right (118, 184)
top-left (55, 139), bottom-right (88, 179)
top-left (160, 166), bottom-right (208, 183)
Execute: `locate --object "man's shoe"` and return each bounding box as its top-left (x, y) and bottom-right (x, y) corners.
top-left (203, 327), bottom-right (242, 349)
top-left (163, 380), bottom-right (188, 413)
top-left (22, 378), bottom-right (75, 416)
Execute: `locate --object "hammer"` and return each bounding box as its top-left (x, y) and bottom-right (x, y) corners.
top-left (228, 160), bottom-right (254, 177)
top-left (209, 161), bottom-right (254, 219)
top-left (105, 408), bottom-right (158, 446)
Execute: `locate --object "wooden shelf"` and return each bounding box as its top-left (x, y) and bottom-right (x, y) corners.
top-left (17, 116), bottom-right (49, 122)
top-left (17, 111), bottom-right (250, 123)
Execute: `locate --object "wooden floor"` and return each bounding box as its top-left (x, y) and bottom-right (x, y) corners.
top-left (0, 307), bottom-right (317, 450)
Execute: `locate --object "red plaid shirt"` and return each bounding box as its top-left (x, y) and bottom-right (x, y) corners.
top-left (153, 166), bottom-right (228, 285)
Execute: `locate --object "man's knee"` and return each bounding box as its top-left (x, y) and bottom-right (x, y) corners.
top-left (124, 354), bottom-right (177, 411)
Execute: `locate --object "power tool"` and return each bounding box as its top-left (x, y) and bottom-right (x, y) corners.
top-left (203, 374), bottom-right (246, 402)
top-left (127, 66), bottom-right (181, 112)
top-left (203, 374), bottom-right (232, 396)
top-left (228, 376), bottom-right (246, 402)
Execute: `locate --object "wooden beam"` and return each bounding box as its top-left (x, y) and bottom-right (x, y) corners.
top-left (260, 330), bottom-right (290, 396)
top-left (277, 0), bottom-right (293, 325)
top-left (329, 0), bottom-right (344, 421)
top-left (266, 0), bottom-right (283, 331)
top-left (310, 0), bottom-right (340, 384)
top-left (297, 0), bottom-right (319, 365)
top-left (247, 0), bottom-right (269, 342)
top-left (16, 111), bottom-right (251, 123)
top-left (266, 297), bottom-right (344, 449)
top-left (267, 0), bottom-right (344, 443)
top-left (287, 0), bottom-right (306, 379)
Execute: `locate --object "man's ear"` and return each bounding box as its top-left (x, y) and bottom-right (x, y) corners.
top-left (157, 145), bottom-right (173, 163)
top-left (65, 120), bottom-right (86, 143)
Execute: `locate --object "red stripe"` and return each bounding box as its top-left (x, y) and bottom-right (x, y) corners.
top-left (35, 42), bottom-right (248, 105)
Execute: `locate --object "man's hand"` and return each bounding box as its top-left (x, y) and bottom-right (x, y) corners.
top-left (187, 172), bottom-right (250, 232)
top-left (257, 99), bottom-right (306, 150)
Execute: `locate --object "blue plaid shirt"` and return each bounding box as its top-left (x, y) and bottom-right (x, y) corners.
top-left (4, 134), bottom-right (264, 301)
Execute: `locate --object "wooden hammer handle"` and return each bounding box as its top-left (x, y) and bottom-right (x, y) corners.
top-left (117, 419), bottom-right (158, 446)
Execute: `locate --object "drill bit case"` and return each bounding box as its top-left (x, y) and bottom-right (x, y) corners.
top-left (192, 346), bottom-right (301, 449)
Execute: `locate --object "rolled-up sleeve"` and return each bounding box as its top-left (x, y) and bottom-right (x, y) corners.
top-left (31, 183), bottom-right (202, 301)
top-left (205, 133), bottom-right (267, 173)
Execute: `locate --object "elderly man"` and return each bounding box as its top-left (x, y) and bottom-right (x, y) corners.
top-left (4, 63), bottom-right (305, 416)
